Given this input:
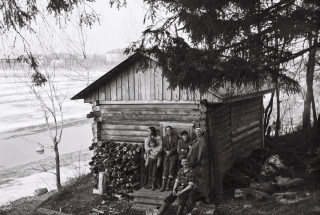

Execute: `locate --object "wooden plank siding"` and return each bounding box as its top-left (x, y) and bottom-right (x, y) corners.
top-left (231, 97), bottom-right (263, 160)
top-left (83, 62), bottom-right (221, 104)
top-left (207, 96), bottom-right (263, 180)
top-left (208, 104), bottom-right (232, 177)
top-left (99, 103), bottom-right (201, 143)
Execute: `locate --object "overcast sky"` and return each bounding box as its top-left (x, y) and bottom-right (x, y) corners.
top-left (0, 0), bottom-right (148, 57)
top-left (83, 0), bottom-right (147, 54)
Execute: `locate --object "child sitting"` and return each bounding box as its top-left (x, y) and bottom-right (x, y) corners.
top-left (144, 138), bottom-right (161, 190)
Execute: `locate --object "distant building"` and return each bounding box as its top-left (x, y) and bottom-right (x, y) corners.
top-left (105, 49), bottom-right (127, 63)
top-left (50, 59), bottom-right (65, 68)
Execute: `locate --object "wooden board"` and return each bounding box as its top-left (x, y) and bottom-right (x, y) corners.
top-left (116, 72), bottom-right (122, 100)
top-left (110, 77), bottom-right (117, 101)
top-left (105, 82), bottom-right (111, 101)
top-left (99, 85), bottom-right (106, 101)
top-left (172, 86), bottom-right (180, 101)
top-left (154, 66), bottom-right (163, 100)
top-left (134, 64), bottom-right (141, 100)
top-left (128, 66), bottom-right (135, 100)
top-left (122, 69), bottom-right (129, 101)
top-left (163, 76), bottom-right (172, 101)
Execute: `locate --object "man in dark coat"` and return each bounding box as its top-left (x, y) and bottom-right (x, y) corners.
top-left (187, 127), bottom-right (210, 204)
top-left (161, 126), bottom-right (179, 191)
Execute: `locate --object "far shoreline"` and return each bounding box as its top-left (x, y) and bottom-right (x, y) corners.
top-left (0, 118), bottom-right (91, 140)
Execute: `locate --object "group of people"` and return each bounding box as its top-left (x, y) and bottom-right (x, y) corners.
top-left (143, 126), bottom-right (210, 214)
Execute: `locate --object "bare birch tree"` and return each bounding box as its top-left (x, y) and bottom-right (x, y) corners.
top-left (17, 68), bottom-right (67, 190)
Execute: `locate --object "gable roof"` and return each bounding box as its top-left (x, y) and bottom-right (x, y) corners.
top-left (71, 53), bottom-right (274, 102)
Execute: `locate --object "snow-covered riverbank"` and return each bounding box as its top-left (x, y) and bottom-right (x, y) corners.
top-left (0, 150), bottom-right (91, 206)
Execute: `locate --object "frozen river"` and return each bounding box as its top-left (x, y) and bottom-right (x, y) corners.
top-left (0, 67), bottom-right (111, 206)
top-left (0, 67), bottom-right (110, 168)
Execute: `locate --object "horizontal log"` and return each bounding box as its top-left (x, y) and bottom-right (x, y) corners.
top-left (102, 120), bottom-right (161, 126)
top-left (232, 120), bottom-right (260, 136)
top-left (101, 129), bottom-right (147, 136)
top-left (102, 124), bottom-right (150, 131)
top-left (102, 135), bottom-right (145, 143)
top-left (101, 114), bottom-right (200, 122)
top-left (231, 127), bottom-right (260, 143)
top-left (159, 122), bottom-right (195, 128)
top-left (100, 108), bottom-right (201, 115)
top-left (100, 103), bottom-right (200, 110)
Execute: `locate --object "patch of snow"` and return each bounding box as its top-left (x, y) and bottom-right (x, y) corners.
top-left (0, 160), bottom-right (90, 206)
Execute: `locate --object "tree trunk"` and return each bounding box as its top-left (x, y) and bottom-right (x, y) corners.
top-left (54, 142), bottom-right (62, 191)
top-left (275, 83), bottom-right (281, 138)
top-left (302, 34), bottom-right (317, 140)
top-left (264, 92), bottom-right (275, 135)
top-left (312, 96), bottom-right (319, 143)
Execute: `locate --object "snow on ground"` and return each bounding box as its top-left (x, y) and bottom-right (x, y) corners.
top-left (0, 159), bottom-right (91, 206)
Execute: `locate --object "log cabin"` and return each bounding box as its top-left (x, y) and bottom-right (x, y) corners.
top-left (72, 53), bottom-right (274, 198)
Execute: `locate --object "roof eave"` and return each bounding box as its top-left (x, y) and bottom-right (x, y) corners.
top-left (221, 88), bottom-right (275, 103)
top-left (71, 53), bottom-right (144, 100)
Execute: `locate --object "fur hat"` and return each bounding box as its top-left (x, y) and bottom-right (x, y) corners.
top-left (195, 128), bottom-right (204, 135)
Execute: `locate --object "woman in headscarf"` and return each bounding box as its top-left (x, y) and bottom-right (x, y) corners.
top-left (187, 127), bottom-right (210, 204)
top-left (144, 127), bottom-right (162, 188)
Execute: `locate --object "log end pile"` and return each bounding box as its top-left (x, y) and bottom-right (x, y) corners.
top-left (89, 141), bottom-right (142, 196)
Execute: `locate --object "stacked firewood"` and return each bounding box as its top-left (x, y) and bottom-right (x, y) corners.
top-left (89, 141), bottom-right (142, 195)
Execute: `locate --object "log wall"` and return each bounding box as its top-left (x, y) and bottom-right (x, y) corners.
top-left (98, 103), bottom-right (201, 143)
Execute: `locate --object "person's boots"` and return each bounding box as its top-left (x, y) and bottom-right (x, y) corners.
top-left (145, 178), bottom-right (152, 189)
top-left (160, 178), bottom-right (167, 192)
top-left (166, 178), bottom-right (172, 191)
top-left (176, 206), bottom-right (184, 215)
top-left (151, 180), bottom-right (156, 191)
top-left (158, 202), bottom-right (170, 215)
